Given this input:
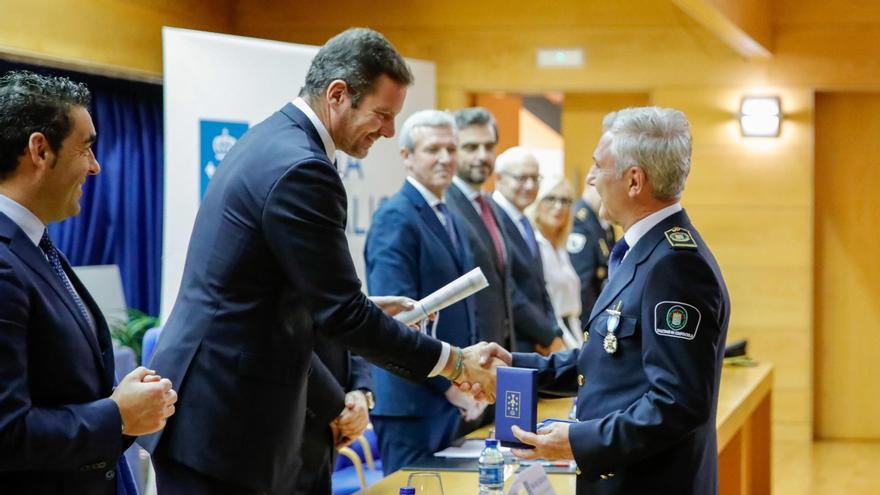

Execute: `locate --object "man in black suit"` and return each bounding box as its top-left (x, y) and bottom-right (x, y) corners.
top-left (446, 107), bottom-right (515, 351)
top-left (295, 341), bottom-right (372, 495)
top-left (568, 180), bottom-right (615, 317)
top-left (143, 28), bottom-right (498, 495)
top-left (491, 147), bottom-right (563, 354)
top-left (296, 296), bottom-right (408, 495)
top-left (0, 71), bottom-right (176, 495)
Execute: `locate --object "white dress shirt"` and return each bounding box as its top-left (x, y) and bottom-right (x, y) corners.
top-left (292, 97), bottom-right (336, 161)
top-left (451, 176), bottom-right (482, 215)
top-left (536, 231), bottom-right (583, 349)
top-left (0, 193), bottom-right (96, 332)
top-left (406, 177), bottom-right (450, 228)
top-left (0, 194), bottom-right (44, 246)
top-left (292, 98), bottom-right (451, 376)
top-left (621, 202), bottom-right (683, 262)
top-left (492, 190), bottom-right (531, 242)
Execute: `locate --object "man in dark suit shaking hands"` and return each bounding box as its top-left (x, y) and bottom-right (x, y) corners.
top-left (144, 28), bottom-right (499, 494)
top-left (0, 71), bottom-right (177, 495)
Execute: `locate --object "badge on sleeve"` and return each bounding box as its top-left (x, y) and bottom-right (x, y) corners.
top-left (654, 301), bottom-right (701, 340)
top-left (567, 233), bottom-right (587, 253)
top-left (664, 227), bottom-right (698, 250)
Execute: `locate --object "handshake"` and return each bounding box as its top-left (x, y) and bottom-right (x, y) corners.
top-left (439, 342), bottom-right (512, 404)
top-left (369, 296), bottom-right (511, 403)
top-left (370, 296), bottom-right (513, 404)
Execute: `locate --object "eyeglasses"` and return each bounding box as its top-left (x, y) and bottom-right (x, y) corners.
top-left (502, 172), bottom-right (542, 184)
top-left (541, 195), bottom-right (573, 207)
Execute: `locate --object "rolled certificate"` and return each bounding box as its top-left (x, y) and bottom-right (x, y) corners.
top-left (393, 267), bottom-right (489, 326)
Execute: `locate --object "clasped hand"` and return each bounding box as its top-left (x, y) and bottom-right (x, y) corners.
top-left (110, 366), bottom-right (177, 436)
top-left (331, 390), bottom-right (370, 449)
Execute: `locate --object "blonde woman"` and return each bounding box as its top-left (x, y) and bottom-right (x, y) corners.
top-left (526, 175), bottom-right (583, 349)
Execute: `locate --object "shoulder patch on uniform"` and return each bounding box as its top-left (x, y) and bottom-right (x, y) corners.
top-left (654, 301), bottom-right (701, 340)
top-left (567, 233), bottom-right (587, 253)
top-left (575, 207), bottom-right (588, 221)
top-left (664, 227), bottom-right (698, 250)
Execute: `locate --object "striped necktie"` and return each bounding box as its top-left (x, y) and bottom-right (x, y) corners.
top-left (39, 231), bottom-right (95, 334)
top-left (436, 202), bottom-right (459, 251)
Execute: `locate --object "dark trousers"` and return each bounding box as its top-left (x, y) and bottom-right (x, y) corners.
top-left (293, 422), bottom-right (334, 495)
top-left (372, 407), bottom-right (461, 475)
top-left (152, 453), bottom-right (267, 495)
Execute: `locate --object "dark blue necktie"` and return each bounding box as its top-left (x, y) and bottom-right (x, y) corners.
top-left (519, 216), bottom-right (538, 257)
top-left (39, 231), bottom-right (95, 334)
top-left (436, 202), bottom-right (459, 250)
top-left (608, 238), bottom-right (630, 278)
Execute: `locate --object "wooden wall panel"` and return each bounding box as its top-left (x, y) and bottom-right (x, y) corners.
top-left (654, 87), bottom-right (814, 440)
top-left (0, 0), bottom-right (233, 77)
top-left (814, 92), bottom-right (880, 440)
top-left (472, 93), bottom-right (522, 156)
top-left (561, 93), bottom-right (650, 193)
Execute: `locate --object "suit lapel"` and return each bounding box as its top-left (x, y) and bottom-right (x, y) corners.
top-left (62, 253), bottom-right (113, 380)
top-left (447, 185), bottom-right (502, 274)
top-left (2, 218), bottom-right (104, 363)
top-left (500, 207), bottom-right (544, 280)
top-left (281, 103), bottom-right (333, 165)
top-left (586, 209), bottom-right (691, 325)
top-left (402, 182), bottom-right (462, 269)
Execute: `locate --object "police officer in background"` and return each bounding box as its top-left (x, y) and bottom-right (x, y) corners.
top-left (474, 106), bottom-right (731, 495)
top-left (568, 179), bottom-right (616, 317)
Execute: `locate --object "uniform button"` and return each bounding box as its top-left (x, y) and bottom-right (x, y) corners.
top-left (104, 469), bottom-right (115, 480)
top-left (96, 461), bottom-right (107, 469)
top-left (583, 331), bottom-right (589, 343)
top-left (576, 467), bottom-right (582, 475)
top-left (577, 374), bottom-right (585, 386)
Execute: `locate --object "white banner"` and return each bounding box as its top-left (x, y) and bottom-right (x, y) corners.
top-left (161, 27), bottom-right (435, 320)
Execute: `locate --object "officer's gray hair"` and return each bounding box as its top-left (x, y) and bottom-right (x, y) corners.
top-left (399, 109), bottom-right (456, 152)
top-left (602, 107), bottom-right (692, 200)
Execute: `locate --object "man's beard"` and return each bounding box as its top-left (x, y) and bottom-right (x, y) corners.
top-left (465, 162), bottom-right (491, 185)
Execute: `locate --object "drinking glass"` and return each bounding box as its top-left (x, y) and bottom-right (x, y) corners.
top-left (405, 471), bottom-right (445, 495)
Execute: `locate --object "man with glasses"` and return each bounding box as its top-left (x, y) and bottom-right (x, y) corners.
top-left (491, 147), bottom-right (563, 354)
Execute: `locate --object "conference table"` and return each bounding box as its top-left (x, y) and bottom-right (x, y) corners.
top-left (358, 361), bottom-right (773, 495)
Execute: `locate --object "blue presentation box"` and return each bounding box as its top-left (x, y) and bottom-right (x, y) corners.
top-left (495, 367), bottom-right (538, 449)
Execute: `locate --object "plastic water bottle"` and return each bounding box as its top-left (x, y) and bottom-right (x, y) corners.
top-left (479, 438), bottom-right (504, 494)
top-left (399, 487), bottom-right (415, 495)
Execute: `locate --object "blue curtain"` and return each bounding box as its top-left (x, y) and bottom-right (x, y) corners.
top-left (0, 61), bottom-right (164, 316)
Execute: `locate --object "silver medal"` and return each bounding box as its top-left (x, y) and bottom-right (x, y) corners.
top-left (604, 301), bottom-right (623, 355)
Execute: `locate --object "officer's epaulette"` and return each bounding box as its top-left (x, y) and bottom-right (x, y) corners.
top-left (575, 207), bottom-right (587, 222)
top-left (664, 226), bottom-right (698, 250)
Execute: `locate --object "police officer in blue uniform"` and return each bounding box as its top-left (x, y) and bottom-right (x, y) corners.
top-left (475, 107), bottom-right (731, 494)
top-left (567, 184), bottom-right (615, 318)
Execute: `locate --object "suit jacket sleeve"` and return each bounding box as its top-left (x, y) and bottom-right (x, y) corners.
top-left (509, 275), bottom-right (558, 347)
top-left (568, 252), bottom-right (725, 478)
top-left (305, 353), bottom-right (346, 426)
top-left (0, 259), bottom-right (125, 471)
top-left (512, 350), bottom-right (580, 398)
top-left (365, 207), bottom-right (452, 396)
top-left (347, 355), bottom-right (373, 393)
top-left (261, 159), bottom-right (442, 381)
